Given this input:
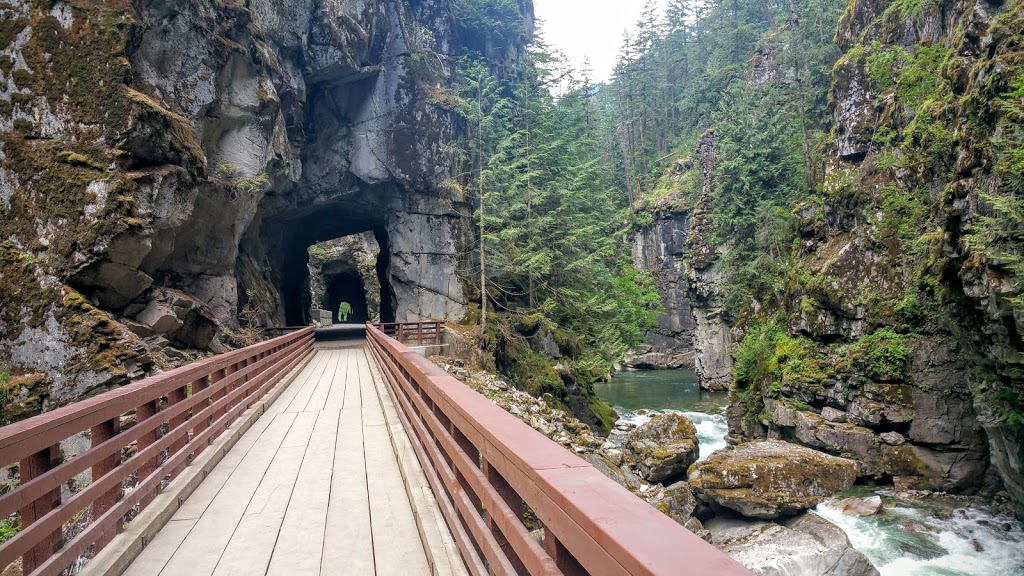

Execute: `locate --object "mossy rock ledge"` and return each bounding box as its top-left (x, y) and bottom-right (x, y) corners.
top-left (688, 440), bottom-right (858, 520)
top-left (625, 413), bottom-right (700, 483)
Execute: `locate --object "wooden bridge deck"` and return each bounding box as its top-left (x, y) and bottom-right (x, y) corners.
top-left (122, 346), bottom-right (467, 576)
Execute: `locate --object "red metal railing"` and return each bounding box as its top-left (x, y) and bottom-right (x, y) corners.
top-left (366, 323), bottom-right (752, 575)
top-left (0, 327), bottom-right (314, 576)
top-left (373, 321), bottom-right (443, 346)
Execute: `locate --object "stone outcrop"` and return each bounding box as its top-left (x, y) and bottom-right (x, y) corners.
top-left (629, 131), bottom-right (732, 385)
top-left (838, 495), bottom-right (883, 516)
top-left (685, 131), bottom-right (733, 392)
top-left (625, 413), bottom-right (701, 483)
top-left (0, 0), bottom-right (534, 419)
top-left (629, 201), bottom-right (696, 370)
top-left (688, 441), bottom-right (858, 519)
top-left (753, 340), bottom-right (990, 493)
top-left (706, 514), bottom-right (879, 576)
top-left (308, 232), bottom-right (381, 323)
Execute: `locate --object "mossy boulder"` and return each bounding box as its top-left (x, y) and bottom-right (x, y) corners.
top-left (625, 413), bottom-right (700, 483)
top-left (647, 481), bottom-right (699, 526)
top-left (688, 441), bottom-right (858, 519)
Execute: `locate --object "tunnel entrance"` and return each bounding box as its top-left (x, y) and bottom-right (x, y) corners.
top-left (305, 230), bottom-right (391, 326)
top-left (263, 185), bottom-right (400, 327)
top-left (325, 270), bottom-right (370, 324)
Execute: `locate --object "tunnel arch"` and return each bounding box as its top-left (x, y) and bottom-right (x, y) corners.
top-left (259, 185), bottom-right (398, 327)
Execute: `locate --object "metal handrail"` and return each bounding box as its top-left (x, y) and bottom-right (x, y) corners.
top-left (0, 327), bottom-right (315, 576)
top-left (366, 323), bottom-right (752, 575)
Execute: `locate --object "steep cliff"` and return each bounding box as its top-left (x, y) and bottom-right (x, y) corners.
top-left (631, 0), bottom-right (1024, 513)
top-left (0, 0), bottom-right (533, 418)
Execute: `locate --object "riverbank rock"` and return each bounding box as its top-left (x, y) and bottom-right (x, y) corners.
top-left (689, 441), bottom-right (858, 519)
top-left (647, 481), bottom-right (699, 526)
top-left (626, 413), bottom-right (700, 482)
top-left (840, 495), bottom-right (883, 516)
top-left (706, 514), bottom-right (879, 576)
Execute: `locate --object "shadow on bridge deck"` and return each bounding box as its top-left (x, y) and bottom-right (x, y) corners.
top-left (314, 323), bottom-right (367, 349)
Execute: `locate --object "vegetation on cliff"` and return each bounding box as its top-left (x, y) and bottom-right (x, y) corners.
top-left (444, 5), bottom-right (664, 429)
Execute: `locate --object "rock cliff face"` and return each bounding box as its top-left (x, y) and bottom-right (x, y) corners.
top-left (629, 208), bottom-right (696, 370)
top-left (773, 0), bottom-right (1022, 511)
top-left (0, 0), bottom-right (533, 417)
top-left (632, 0), bottom-right (1024, 513)
top-left (629, 131), bottom-right (731, 388)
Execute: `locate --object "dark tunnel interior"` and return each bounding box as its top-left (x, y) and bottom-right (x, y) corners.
top-left (325, 270), bottom-right (370, 324)
top-left (267, 189), bottom-right (398, 326)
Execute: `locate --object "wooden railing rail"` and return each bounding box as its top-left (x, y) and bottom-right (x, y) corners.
top-left (0, 327), bottom-right (314, 576)
top-left (372, 321), bottom-right (443, 346)
top-left (366, 324), bottom-right (752, 576)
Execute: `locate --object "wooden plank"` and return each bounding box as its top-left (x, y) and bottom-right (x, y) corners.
top-left (302, 350), bottom-right (342, 413)
top-left (320, 412), bottom-right (374, 575)
top-left (121, 519), bottom-right (197, 576)
top-left (210, 513), bottom-right (282, 576)
top-left (362, 380), bottom-right (431, 575)
top-left (343, 349), bottom-right (363, 410)
top-left (264, 352), bottom-right (326, 418)
top-left (210, 443), bottom-right (309, 574)
top-left (367, 355), bottom-right (468, 576)
top-left (321, 350), bottom-right (353, 412)
top-left (172, 412), bottom-right (296, 522)
top-left (265, 410), bottom-right (339, 576)
top-left (156, 411), bottom-right (309, 576)
top-left (282, 353), bottom-right (332, 414)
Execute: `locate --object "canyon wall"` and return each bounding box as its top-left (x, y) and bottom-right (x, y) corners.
top-left (0, 0), bottom-right (533, 418)
top-left (632, 0), bottom-right (1023, 513)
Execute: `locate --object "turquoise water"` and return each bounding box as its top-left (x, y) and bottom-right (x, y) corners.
top-left (816, 494), bottom-right (1024, 576)
top-left (596, 370), bottom-right (1024, 575)
top-left (594, 369), bottom-right (730, 414)
top-left (595, 370), bottom-right (731, 461)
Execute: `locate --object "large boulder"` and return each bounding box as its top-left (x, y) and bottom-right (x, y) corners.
top-left (131, 288), bottom-right (219, 349)
top-left (706, 514), bottom-right (879, 576)
top-left (647, 481), bottom-right (699, 526)
top-left (626, 413), bottom-right (700, 482)
top-left (688, 441), bottom-right (858, 519)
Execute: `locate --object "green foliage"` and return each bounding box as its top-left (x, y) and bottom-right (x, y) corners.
top-left (968, 75), bottom-right (1024, 317)
top-left (450, 0), bottom-right (523, 48)
top-left (214, 162), bottom-right (270, 196)
top-left (0, 515), bottom-right (19, 544)
top-left (733, 321), bottom-right (828, 391)
top-left (849, 328), bottom-right (912, 382)
top-left (452, 44), bottom-right (663, 382)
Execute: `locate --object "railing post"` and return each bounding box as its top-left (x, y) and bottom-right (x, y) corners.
top-left (91, 417), bottom-right (121, 550)
top-left (398, 324), bottom-right (405, 344)
top-left (483, 460), bottom-right (527, 575)
top-left (210, 367), bottom-right (227, 437)
top-left (417, 323), bottom-right (423, 346)
top-left (545, 533), bottom-right (587, 576)
top-left (191, 376), bottom-right (211, 458)
top-left (167, 385), bottom-right (189, 479)
top-left (136, 399), bottom-right (160, 509)
top-left (20, 445), bottom-right (62, 573)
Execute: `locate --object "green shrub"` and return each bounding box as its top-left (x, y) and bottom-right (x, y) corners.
top-left (850, 328), bottom-right (912, 381)
top-left (0, 515), bottom-right (20, 544)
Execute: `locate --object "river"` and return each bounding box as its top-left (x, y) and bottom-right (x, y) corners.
top-left (596, 369), bottom-right (1024, 576)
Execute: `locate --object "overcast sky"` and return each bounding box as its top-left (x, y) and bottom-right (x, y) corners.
top-left (532, 0), bottom-right (671, 83)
